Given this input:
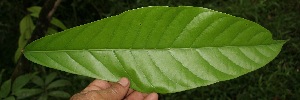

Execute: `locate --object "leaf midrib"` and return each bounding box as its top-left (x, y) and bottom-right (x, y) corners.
top-left (24, 42), bottom-right (284, 52)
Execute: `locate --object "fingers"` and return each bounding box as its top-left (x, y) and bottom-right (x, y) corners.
top-left (81, 79), bottom-right (111, 93)
top-left (126, 88), bottom-right (135, 96)
top-left (95, 77), bottom-right (131, 100)
top-left (144, 93), bottom-right (159, 100)
top-left (71, 77), bottom-right (159, 100)
top-left (125, 91), bottom-right (158, 100)
top-left (125, 91), bottom-right (146, 100)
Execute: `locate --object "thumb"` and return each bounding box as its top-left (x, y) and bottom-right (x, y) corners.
top-left (98, 77), bottom-right (130, 100)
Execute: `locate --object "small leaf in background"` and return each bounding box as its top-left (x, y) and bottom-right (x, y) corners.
top-left (51, 17), bottom-right (67, 30)
top-left (37, 94), bottom-right (48, 100)
top-left (12, 74), bottom-right (32, 94)
top-left (14, 48), bottom-right (23, 63)
top-left (3, 96), bottom-right (15, 100)
top-left (46, 27), bottom-right (58, 35)
top-left (14, 88), bottom-right (43, 99)
top-left (15, 15), bottom-right (35, 63)
top-left (46, 79), bottom-right (71, 90)
top-left (48, 91), bottom-right (70, 98)
top-left (15, 6), bottom-right (66, 63)
top-left (45, 72), bottom-right (57, 85)
top-left (27, 6), bottom-right (41, 18)
top-left (24, 7), bottom-right (286, 93)
top-left (0, 79), bottom-right (11, 98)
top-left (32, 75), bottom-right (44, 87)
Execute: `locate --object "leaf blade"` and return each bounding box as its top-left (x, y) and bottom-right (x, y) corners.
top-left (46, 79), bottom-right (71, 89)
top-left (15, 15), bottom-right (35, 62)
top-left (12, 74), bottom-right (32, 94)
top-left (14, 88), bottom-right (43, 99)
top-left (0, 79), bottom-right (11, 98)
top-left (48, 91), bottom-right (70, 98)
top-left (24, 7), bottom-right (286, 93)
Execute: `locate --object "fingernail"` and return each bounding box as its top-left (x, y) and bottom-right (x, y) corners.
top-left (118, 77), bottom-right (129, 87)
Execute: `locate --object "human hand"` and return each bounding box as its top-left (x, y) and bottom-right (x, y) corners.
top-left (70, 77), bottom-right (158, 100)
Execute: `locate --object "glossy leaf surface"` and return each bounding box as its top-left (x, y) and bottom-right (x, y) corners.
top-left (24, 7), bottom-right (285, 93)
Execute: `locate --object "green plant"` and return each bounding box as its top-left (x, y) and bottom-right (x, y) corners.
top-left (31, 72), bottom-right (71, 100)
top-left (0, 70), bottom-right (40, 100)
top-left (0, 70), bottom-right (71, 100)
top-left (23, 6), bottom-right (285, 93)
top-left (14, 6), bottom-right (67, 63)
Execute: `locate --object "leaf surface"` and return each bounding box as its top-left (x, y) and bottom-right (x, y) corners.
top-left (24, 7), bottom-right (285, 93)
top-left (48, 91), bottom-right (70, 98)
top-left (46, 79), bottom-right (71, 89)
top-left (45, 72), bottom-right (57, 85)
top-left (0, 79), bottom-right (11, 98)
top-left (32, 75), bottom-right (44, 87)
top-left (50, 18), bottom-right (67, 30)
top-left (15, 15), bottom-right (35, 62)
top-left (12, 74), bottom-right (32, 94)
top-left (14, 88), bottom-right (43, 99)
top-left (3, 96), bottom-right (15, 100)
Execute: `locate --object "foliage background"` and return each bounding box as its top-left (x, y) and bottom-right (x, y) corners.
top-left (0, 0), bottom-right (299, 99)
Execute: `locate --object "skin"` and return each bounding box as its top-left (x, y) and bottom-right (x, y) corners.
top-left (70, 77), bottom-right (158, 100)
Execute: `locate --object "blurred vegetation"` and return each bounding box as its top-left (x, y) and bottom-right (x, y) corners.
top-left (0, 0), bottom-right (299, 99)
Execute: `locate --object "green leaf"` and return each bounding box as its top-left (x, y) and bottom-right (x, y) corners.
top-left (24, 7), bottom-right (286, 93)
top-left (27, 6), bottom-right (41, 13)
top-left (46, 79), bottom-right (71, 89)
top-left (27, 6), bottom-right (67, 31)
top-left (45, 72), bottom-right (57, 85)
top-left (46, 27), bottom-right (58, 35)
top-left (14, 48), bottom-right (23, 63)
top-left (14, 88), bottom-right (43, 99)
top-left (0, 79), bottom-right (11, 98)
top-left (3, 96), bottom-right (15, 100)
top-left (51, 17), bottom-right (67, 30)
top-left (32, 75), bottom-right (44, 87)
top-left (48, 91), bottom-right (70, 98)
top-left (15, 15), bottom-right (35, 63)
top-left (12, 74), bottom-right (32, 93)
top-left (27, 6), bottom-right (41, 18)
top-left (38, 94), bottom-right (48, 100)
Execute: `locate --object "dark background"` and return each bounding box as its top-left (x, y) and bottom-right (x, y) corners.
top-left (1, 0), bottom-right (299, 99)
